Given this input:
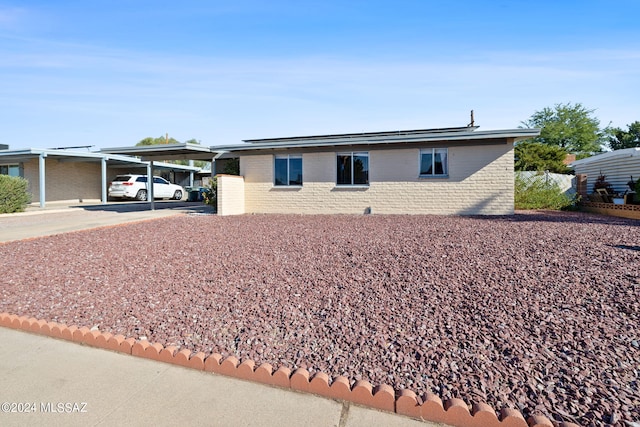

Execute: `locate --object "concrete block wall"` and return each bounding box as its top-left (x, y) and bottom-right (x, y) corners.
top-left (217, 174), bottom-right (245, 216)
top-left (22, 158), bottom-right (102, 203)
top-left (239, 145), bottom-right (515, 215)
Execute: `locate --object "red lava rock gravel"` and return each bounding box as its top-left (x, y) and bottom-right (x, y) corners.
top-left (1, 211), bottom-right (638, 426)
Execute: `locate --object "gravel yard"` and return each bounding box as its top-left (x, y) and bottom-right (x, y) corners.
top-left (1, 211), bottom-right (638, 426)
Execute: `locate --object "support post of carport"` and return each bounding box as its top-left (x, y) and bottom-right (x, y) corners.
top-left (147, 161), bottom-right (155, 210)
top-left (101, 157), bottom-right (108, 204)
top-left (189, 160), bottom-right (194, 187)
top-left (38, 153), bottom-right (46, 208)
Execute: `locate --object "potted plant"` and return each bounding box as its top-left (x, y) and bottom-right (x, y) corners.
top-left (624, 176), bottom-right (636, 204)
top-left (593, 174), bottom-right (614, 193)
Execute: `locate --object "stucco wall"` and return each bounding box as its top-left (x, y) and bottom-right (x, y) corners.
top-left (22, 158), bottom-right (102, 203)
top-left (239, 144), bottom-right (515, 215)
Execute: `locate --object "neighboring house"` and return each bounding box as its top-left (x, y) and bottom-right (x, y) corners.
top-left (212, 126), bottom-right (540, 215)
top-left (570, 147), bottom-right (640, 194)
top-left (0, 147), bottom-right (199, 207)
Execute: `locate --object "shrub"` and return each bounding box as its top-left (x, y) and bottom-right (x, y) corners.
top-left (202, 177), bottom-right (217, 208)
top-left (0, 175), bottom-right (31, 213)
top-left (515, 174), bottom-right (576, 210)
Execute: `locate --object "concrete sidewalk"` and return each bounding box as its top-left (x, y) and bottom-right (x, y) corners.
top-left (0, 328), bottom-right (436, 427)
top-left (0, 205), bottom-right (440, 427)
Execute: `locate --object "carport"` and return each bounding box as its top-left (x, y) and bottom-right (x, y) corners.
top-left (0, 149), bottom-right (147, 208)
top-left (101, 143), bottom-right (221, 210)
top-left (0, 148), bottom-right (201, 208)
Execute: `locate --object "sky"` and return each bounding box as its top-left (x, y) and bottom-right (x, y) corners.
top-left (1, 0), bottom-right (639, 150)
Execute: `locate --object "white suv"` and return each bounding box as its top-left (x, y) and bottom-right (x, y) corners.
top-left (108, 175), bottom-right (184, 201)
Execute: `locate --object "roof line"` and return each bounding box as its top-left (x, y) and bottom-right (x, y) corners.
top-left (243, 126), bottom-right (479, 144)
top-left (0, 148), bottom-right (201, 171)
top-left (213, 128), bottom-right (540, 153)
top-left (570, 147), bottom-right (640, 167)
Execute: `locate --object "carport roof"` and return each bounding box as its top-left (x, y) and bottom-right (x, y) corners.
top-left (0, 148), bottom-right (200, 171)
top-left (101, 143), bottom-right (216, 161)
top-left (0, 148), bottom-right (143, 165)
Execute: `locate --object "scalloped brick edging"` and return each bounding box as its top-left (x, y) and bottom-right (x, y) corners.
top-left (0, 313), bottom-right (581, 427)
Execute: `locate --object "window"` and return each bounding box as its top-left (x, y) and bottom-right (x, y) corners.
top-left (274, 155), bottom-right (302, 186)
top-left (420, 148), bottom-right (448, 177)
top-left (0, 165), bottom-right (20, 177)
top-left (154, 177), bottom-right (169, 184)
top-left (337, 152), bottom-right (369, 186)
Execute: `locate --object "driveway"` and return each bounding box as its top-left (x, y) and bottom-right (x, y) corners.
top-left (0, 201), bottom-right (214, 243)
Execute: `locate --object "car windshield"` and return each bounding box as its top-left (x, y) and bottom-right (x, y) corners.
top-left (113, 176), bottom-right (132, 182)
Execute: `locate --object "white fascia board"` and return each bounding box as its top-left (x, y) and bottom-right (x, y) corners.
top-left (101, 143), bottom-right (213, 156)
top-left (213, 129), bottom-right (540, 152)
top-left (152, 161), bottom-right (201, 172)
top-left (570, 147), bottom-right (640, 167)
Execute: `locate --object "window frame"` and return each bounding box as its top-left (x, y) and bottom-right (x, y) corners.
top-left (273, 154), bottom-right (303, 187)
top-left (0, 164), bottom-right (21, 177)
top-left (419, 148), bottom-right (449, 178)
top-left (336, 152), bottom-right (369, 186)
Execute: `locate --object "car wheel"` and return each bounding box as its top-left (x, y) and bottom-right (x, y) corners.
top-left (173, 190), bottom-right (183, 200)
top-left (135, 189), bottom-right (147, 201)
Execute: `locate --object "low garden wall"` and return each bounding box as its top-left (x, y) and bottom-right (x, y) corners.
top-left (580, 201), bottom-right (640, 220)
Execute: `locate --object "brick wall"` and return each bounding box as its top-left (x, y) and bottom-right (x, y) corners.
top-left (238, 144), bottom-right (515, 215)
top-left (23, 158), bottom-right (102, 203)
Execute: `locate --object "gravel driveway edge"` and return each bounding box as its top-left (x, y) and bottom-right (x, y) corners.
top-left (1, 312), bottom-right (576, 427)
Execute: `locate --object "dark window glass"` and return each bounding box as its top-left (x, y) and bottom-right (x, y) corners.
top-left (2, 165), bottom-right (20, 177)
top-left (420, 149), bottom-right (448, 176)
top-left (289, 157), bottom-right (303, 186)
top-left (420, 152), bottom-right (433, 175)
top-left (337, 153), bottom-right (368, 185)
top-left (353, 154), bottom-right (369, 185)
top-left (274, 157), bottom-right (288, 186)
top-left (274, 156), bottom-right (302, 186)
top-left (434, 152), bottom-right (445, 175)
top-left (337, 154), bottom-right (352, 185)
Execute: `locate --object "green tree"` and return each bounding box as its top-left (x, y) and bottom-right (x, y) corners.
top-left (514, 141), bottom-right (570, 173)
top-left (223, 158), bottom-right (240, 175)
top-left (136, 135), bottom-right (209, 168)
top-left (520, 102), bottom-right (607, 156)
top-left (608, 121), bottom-right (640, 150)
top-left (137, 135), bottom-right (180, 146)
